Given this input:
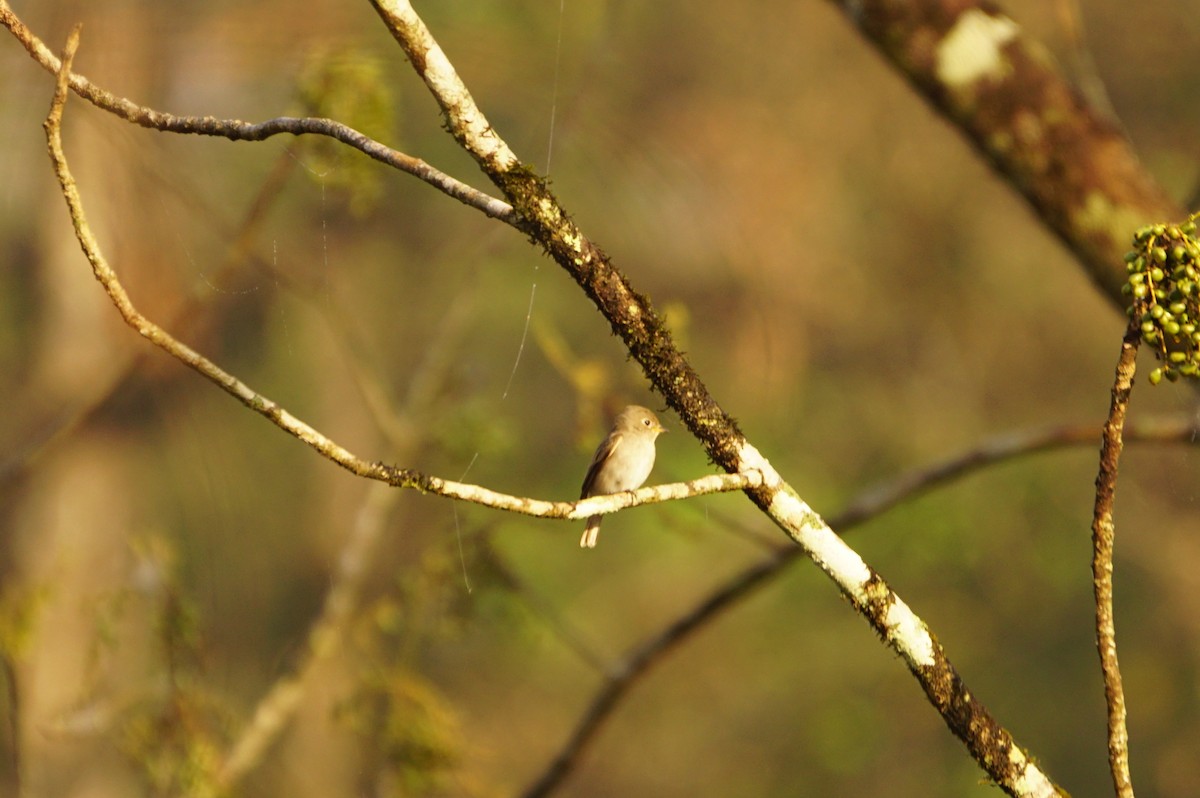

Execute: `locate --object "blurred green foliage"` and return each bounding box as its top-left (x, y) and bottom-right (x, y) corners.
top-left (295, 43), bottom-right (395, 216)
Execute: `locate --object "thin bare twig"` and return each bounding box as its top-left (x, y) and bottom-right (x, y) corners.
top-left (1091, 322), bottom-right (1139, 798)
top-left (0, 0), bottom-right (513, 224)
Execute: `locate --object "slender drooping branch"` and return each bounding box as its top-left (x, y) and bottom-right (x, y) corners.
top-left (369, 1), bottom-right (1063, 794)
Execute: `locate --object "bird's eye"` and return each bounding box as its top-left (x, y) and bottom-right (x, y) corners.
top-left (642, 418), bottom-right (651, 426)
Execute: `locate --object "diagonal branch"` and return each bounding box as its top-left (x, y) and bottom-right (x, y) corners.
top-left (369, 1), bottom-right (1063, 795)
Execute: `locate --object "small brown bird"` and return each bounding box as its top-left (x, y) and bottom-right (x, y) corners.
top-left (578, 405), bottom-right (667, 548)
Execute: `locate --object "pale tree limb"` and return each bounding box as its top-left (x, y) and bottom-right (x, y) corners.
top-left (1090, 323), bottom-right (1139, 798)
top-left (369, 1), bottom-right (1063, 794)
top-left (524, 413), bottom-right (1200, 796)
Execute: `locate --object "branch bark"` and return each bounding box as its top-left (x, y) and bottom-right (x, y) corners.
top-left (1090, 322), bottom-right (1140, 798)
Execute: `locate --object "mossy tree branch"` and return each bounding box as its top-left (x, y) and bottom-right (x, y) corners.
top-left (825, 0), bottom-right (1183, 305)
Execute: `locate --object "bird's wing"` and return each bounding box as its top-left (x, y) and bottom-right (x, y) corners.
top-left (580, 432), bottom-right (623, 498)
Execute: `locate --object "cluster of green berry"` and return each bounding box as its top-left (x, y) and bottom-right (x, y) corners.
top-left (1123, 216), bottom-right (1200, 385)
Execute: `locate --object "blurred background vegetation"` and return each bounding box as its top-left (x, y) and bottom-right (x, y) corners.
top-left (2, 0), bottom-right (1199, 796)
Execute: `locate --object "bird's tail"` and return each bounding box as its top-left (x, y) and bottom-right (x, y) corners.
top-left (580, 517), bottom-right (601, 548)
